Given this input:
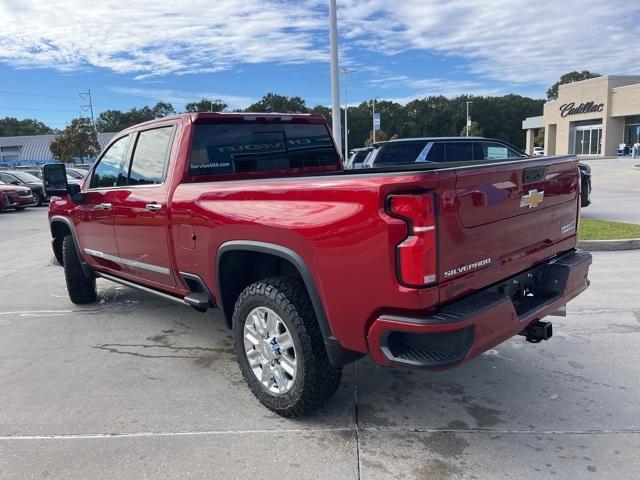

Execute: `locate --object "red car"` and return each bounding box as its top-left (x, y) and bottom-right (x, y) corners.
top-left (0, 180), bottom-right (36, 211)
top-left (45, 113), bottom-right (591, 416)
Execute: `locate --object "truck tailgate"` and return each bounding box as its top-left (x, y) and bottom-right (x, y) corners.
top-left (437, 156), bottom-right (580, 301)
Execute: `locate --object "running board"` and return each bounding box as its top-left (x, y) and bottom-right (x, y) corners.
top-left (96, 272), bottom-right (192, 307)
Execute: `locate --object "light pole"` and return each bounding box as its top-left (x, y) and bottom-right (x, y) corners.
top-left (342, 67), bottom-right (355, 161)
top-left (372, 97), bottom-right (377, 144)
top-left (329, 0), bottom-right (342, 154)
top-left (466, 101), bottom-right (472, 137)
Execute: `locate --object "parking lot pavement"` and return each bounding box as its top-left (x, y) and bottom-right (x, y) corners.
top-left (1, 208), bottom-right (639, 479)
top-left (581, 156), bottom-right (640, 224)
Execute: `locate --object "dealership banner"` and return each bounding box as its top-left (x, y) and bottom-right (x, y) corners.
top-left (373, 113), bottom-right (381, 131)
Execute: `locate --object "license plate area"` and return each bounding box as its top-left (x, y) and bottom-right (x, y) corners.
top-left (487, 260), bottom-right (569, 318)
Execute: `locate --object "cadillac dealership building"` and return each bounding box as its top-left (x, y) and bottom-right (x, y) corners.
top-left (523, 75), bottom-right (640, 157)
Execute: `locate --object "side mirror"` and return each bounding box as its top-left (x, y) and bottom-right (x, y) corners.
top-left (43, 163), bottom-right (69, 196)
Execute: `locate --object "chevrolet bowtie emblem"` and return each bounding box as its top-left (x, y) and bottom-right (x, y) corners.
top-left (520, 189), bottom-right (544, 209)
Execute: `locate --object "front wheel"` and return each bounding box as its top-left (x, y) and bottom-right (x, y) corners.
top-left (32, 191), bottom-right (43, 207)
top-left (62, 235), bottom-right (97, 304)
top-left (232, 277), bottom-right (342, 417)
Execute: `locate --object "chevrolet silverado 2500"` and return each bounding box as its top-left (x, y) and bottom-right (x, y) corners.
top-left (44, 112), bottom-right (592, 416)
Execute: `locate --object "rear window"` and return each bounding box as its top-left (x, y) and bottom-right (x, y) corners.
top-left (189, 123), bottom-right (338, 176)
top-left (373, 142), bottom-right (427, 165)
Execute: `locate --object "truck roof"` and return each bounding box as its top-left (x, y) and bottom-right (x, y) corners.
top-left (119, 112), bottom-right (326, 133)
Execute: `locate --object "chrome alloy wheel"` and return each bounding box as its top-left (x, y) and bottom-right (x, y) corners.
top-left (243, 307), bottom-right (297, 394)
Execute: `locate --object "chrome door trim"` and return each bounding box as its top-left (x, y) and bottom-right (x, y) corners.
top-left (84, 248), bottom-right (171, 275)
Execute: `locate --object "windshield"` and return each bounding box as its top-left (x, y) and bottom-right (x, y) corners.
top-left (6, 171), bottom-right (41, 183)
top-left (67, 169), bottom-right (85, 179)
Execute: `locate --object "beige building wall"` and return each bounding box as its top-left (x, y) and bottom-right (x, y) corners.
top-left (539, 76), bottom-right (640, 157)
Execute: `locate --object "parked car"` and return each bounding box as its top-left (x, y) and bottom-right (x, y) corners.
top-left (578, 163), bottom-right (592, 207)
top-left (361, 137), bottom-right (525, 168)
top-left (362, 138), bottom-right (592, 208)
top-left (21, 167), bottom-right (84, 186)
top-left (66, 167), bottom-right (89, 181)
top-left (345, 147), bottom-right (373, 169)
top-left (44, 112), bottom-right (591, 417)
top-left (533, 146), bottom-right (545, 156)
top-left (0, 180), bottom-right (36, 211)
top-left (0, 170), bottom-right (47, 206)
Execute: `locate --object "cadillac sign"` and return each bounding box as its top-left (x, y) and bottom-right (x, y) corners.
top-left (559, 101), bottom-right (604, 118)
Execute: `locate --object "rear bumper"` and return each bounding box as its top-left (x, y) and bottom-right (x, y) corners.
top-left (367, 249), bottom-right (592, 369)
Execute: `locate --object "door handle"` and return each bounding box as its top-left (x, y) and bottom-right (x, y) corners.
top-left (97, 203), bottom-right (112, 211)
top-left (145, 203), bottom-right (162, 212)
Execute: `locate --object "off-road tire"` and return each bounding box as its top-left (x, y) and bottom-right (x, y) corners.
top-left (232, 276), bottom-right (342, 417)
top-left (62, 235), bottom-right (97, 304)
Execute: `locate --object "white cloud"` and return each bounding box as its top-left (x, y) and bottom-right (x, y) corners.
top-left (108, 86), bottom-right (255, 110)
top-left (337, 0), bottom-right (640, 85)
top-left (0, 0), bottom-right (328, 77)
top-left (0, 0), bottom-right (639, 89)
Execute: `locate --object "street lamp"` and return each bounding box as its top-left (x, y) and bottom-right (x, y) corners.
top-left (466, 101), bottom-right (473, 137)
top-left (329, 0), bottom-right (342, 154)
top-left (342, 67), bottom-right (355, 161)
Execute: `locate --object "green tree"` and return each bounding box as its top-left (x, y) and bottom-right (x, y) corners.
top-left (534, 128), bottom-right (545, 146)
top-left (461, 121), bottom-right (483, 137)
top-left (245, 93), bottom-right (309, 113)
top-left (0, 117), bottom-right (54, 136)
top-left (50, 118), bottom-right (101, 164)
top-left (185, 98), bottom-right (228, 112)
top-left (96, 102), bottom-right (176, 132)
top-left (364, 129), bottom-right (389, 147)
top-left (153, 101), bottom-right (176, 117)
top-left (546, 71), bottom-right (601, 100)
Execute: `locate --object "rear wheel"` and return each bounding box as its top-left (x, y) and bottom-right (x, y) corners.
top-left (232, 277), bottom-right (342, 417)
top-left (62, 235), bottom-right (97, 304)
top-left (33, 191), bottom-right (43, 207)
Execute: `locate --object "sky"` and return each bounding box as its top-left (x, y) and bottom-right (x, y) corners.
top-left (1, 0), bottom-right (639, 130)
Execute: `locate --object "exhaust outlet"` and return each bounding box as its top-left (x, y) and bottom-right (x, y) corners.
top-left (520, 321), bottom-right (552, 343)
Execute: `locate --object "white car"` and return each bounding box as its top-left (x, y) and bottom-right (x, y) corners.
top-left (533, 146), bottom-right (545, 156)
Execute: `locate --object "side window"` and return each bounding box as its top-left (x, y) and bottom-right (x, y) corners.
top-left (374, 142), bottom-right (427, 165)
top-left (479, 142), bottom-right (520, 160)
top-left (127, 126), bottom-right (175, 186)
top-left (445, 142), bottom-right (473, 162)
top-left (0, 173), bottom-right (15, 183)
top-left (89, 135), bottom-right (131, 189)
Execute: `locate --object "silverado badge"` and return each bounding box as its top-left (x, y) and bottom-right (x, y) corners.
top-left (520, 189), bottom-right (544, 209)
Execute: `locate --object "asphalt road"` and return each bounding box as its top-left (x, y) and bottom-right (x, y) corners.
top-left (581, 156), bottom-right (640, 224)
top-left (1, 208), bottom-right (639, 479)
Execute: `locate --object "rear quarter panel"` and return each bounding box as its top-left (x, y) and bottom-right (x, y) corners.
top-left (170, 172), bottom-right (446, 353)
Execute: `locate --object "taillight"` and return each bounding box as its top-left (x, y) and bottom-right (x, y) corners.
top-left (387, 193), bottom-right (437, 287)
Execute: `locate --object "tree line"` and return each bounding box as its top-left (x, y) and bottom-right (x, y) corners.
top-left (0, 71), bottom-right (600, 163)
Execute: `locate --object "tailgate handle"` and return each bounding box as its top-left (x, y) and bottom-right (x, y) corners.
top-left (523, 167), bottom-right (545, 184)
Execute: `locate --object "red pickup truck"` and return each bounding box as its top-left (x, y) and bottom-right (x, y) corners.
top-left (44, 112), bottom-right (591, 416)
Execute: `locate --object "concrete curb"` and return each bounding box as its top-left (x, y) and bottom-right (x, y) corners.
top-left (577, 238), bottom-right (640, 251)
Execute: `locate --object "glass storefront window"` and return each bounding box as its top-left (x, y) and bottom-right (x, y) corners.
top-left (590, 128), bottom-right (599, 154)
top-left (623, 116), bottom-right (640, 146)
